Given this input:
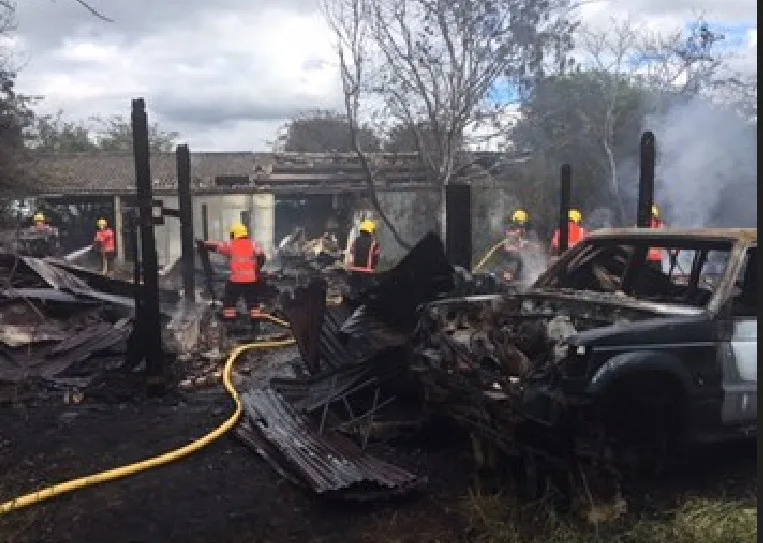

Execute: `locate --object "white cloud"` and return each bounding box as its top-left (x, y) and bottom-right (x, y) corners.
top-left (6, 0), bottom-right (758, 151)
top-left (746, 28), bottom-right (757, 47)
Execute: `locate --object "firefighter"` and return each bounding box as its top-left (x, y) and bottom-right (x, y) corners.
top-left (551, 209), bottom-right (586, 254)
top-left (505, 209), bottom-right (529, 246)
top-left (200, 223), bottom-right (266, 332)
top-left (93, 218), bottom-right (116, 277)
top-left (23, 212), bottom-right (60, 257)
top-left (346, 219), bottom-right (380, 297)
top-left (647, 204), bottom-right (666, 272)
top-left (503, 209), bottom-right (540, 282)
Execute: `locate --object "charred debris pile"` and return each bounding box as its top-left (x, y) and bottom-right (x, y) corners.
top-left (233, 233), bottom-right (617, 505)
top-left (0, 253), bottom-right (189, 403)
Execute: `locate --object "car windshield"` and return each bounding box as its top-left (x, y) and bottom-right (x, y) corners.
top-left (533, 237), bottom-right (735, 307)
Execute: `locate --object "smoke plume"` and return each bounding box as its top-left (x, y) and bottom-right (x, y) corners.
top-left (638, 96), bottom-right (757, 228)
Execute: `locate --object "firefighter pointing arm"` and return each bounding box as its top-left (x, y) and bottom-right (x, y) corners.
top-left (200, 223), bottom-right (266, 332)
top-left (93, 218), bottom-right (116, 276)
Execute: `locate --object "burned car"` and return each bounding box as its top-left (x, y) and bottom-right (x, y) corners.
top-left (411, 228), bottom-right (757, 482)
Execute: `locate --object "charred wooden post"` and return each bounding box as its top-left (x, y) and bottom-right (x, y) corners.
top-left (125, 209), bottom-right (144, 369)
top-left (176, 144), bottom-right (195, 302)
top-left (131, 98), bottom-right (165, 395)
top-left (559, 164), bottom-right (571, 254)
top-left (637, 131), bottom-right (656, 228)
top-left (445, 184), bottom-right (472, 269)
top-left (201, 204), bottom-right (209, 240)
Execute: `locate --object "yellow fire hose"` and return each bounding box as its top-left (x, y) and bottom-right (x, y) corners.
top-left (0, 316), bottom-right (296, 515)
top-left (258, 312), bottom-right (290, 329)
top-left (472, 241), bottom-right (506, 273)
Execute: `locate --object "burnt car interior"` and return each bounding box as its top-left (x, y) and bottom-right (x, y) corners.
top-left (536, 239), bottom-right (736, 307)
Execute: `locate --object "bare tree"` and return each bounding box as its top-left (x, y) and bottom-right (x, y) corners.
top-left (576, 17), bottom-right (642, 219)
top-left (0, 0), bottom-right (113, 22)
top-left (322, 0), bottom-right (576, 247)
top-left (555, 16), bottom-right (736, 219)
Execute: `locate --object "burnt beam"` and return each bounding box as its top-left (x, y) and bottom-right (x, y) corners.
top-left (131, 97), bottom-right (165, 395)
top-left (445, 183), bottom-right (472, 269)
top-left (637, 131), bottom-right (656, 228)
top-left (559, 164), bottom-right (571, 254)
top-left (176, 144), bottom-right (195, 302)
top-left (201, 204), bottom-right (209, 240)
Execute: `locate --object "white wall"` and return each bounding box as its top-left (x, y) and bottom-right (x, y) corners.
top-left (152, 193), bottom-right (276, 268)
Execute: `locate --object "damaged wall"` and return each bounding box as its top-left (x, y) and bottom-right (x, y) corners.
top-left (370, 181), bottom-right (531, 271)
top-left (372, 189), bottom-right (439, 264)
top-left (152, 194), bottom-right (275, 268)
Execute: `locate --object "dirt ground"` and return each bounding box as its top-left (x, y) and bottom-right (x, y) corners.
top-left (0, 386), bottom-right (757, 543)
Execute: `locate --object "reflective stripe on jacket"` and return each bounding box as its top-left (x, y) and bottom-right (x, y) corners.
top-left (347, 232), bottom-right (380, 274)
top-left (95, 228), bottom-right (116, 253)
top-left (551, 222), bottom-right (586, 250)
top-left (208, 238), bottom-right (264, 283)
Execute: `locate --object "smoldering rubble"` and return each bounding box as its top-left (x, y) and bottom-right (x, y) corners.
top-left (0, 252), bottom-right (220, 403)
top-left (230, 227), bottom-right (757, 517)
top-left (231, 233), bottom-right (623, 506)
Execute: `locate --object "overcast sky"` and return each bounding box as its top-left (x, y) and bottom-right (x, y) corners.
top-left (8, 0), bottom-right (757, 151)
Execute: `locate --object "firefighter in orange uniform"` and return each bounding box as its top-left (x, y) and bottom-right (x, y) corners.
top-left (346, 219), bottom-right (380, 296)
top-left (201, 223), bottom-right (266, 331)
top-left (93, 218), bottom-right (117, 276)
top-left (551, 209), bottom-right (586, 254)
top-left (647, 204), bottom-right (665, 271)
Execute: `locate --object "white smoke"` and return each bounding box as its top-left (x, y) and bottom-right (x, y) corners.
top-left (640, 97), bottom-right (757, 228)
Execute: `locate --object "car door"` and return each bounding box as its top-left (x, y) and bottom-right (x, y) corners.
top-left (720, 244), bottom-right (757, 428)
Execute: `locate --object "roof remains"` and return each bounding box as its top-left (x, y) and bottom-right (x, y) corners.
top-left (28, 151), bottom-right (516, 196)
top-left (30, 151), bottom-right (440, 196)
top-left (32, 152), bottom-right (254, 195)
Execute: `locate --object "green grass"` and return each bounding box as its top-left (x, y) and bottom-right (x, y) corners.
top-left (461, 491), bottom-right (757, 543)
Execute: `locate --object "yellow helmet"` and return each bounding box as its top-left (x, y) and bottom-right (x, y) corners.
top-left (359, 219), bottom-right (376, 234)
top-left (511, 209), bottom-right (529, 225)
top-left (97, 218), bottom-right (108, 229)
top-left (230, 223), bottom-right (249, 240)
top-left (568, 209), bottom-right (582, 224)
top-left (33, 212), bottom-right (45, 223)
top-left (651, 205), bottom-right (659, 218)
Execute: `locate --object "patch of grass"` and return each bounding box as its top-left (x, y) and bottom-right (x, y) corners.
top-left (461, 491), bottom-right (757, 543)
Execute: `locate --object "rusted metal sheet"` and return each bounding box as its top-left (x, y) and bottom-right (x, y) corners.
top-left (235, 234), bottom-right (457, 501)
top-left (239, 387), bottom-right (424, 500)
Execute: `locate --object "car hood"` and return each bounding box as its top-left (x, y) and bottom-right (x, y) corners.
top-left (514, 287), bottom-right (705, 319)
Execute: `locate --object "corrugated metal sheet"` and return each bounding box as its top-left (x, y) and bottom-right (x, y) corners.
top-left (239, 387), bottom-right (424, 500)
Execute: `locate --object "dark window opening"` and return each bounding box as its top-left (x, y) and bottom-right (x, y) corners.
top-left (240, 211), bottom-right (251, 230)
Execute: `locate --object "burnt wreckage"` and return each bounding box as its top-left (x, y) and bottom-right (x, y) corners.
top-left (238, 228), bottom-right (757, 502)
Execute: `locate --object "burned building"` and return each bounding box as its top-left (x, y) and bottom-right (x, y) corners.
top-left (14, 150), bottom-right (526, 268)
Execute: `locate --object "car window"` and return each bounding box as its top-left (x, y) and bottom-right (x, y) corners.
top-left (535, 238), bottom-right (734, 308)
